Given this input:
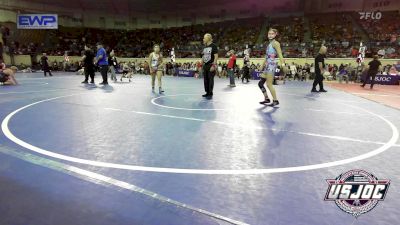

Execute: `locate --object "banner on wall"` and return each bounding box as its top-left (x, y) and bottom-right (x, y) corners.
top-left (17, 14), bottom-right (58, 29)
top-left (309, 0), bottom-right (400, 13)
top-left (365, 75), bottom-right (400, 85)
top-left (177, 69), bottom-right (195, 77)
top-left (364, 0), bottom-right (400, 10)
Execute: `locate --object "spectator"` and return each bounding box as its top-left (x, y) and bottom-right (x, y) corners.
top-left (241, 62), bottom-right (250, 83)
top-left (337, 65), bottom-right (350, 84)
top-left (108, 50), bottom-right (118, 82)
top-left (227, 50), bottom-right (236, 87)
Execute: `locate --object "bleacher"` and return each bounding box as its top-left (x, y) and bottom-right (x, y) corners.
top-left (1, 11), bottom-right (399, 59)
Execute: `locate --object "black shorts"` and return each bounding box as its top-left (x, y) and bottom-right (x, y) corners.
top-left (85, 66), bottom-right (95, 74)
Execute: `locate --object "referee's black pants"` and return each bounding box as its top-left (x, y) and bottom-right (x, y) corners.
top-left (203, 65), bottom-right (215, 96)
top-left (312, 72), bottom-right (324, 91)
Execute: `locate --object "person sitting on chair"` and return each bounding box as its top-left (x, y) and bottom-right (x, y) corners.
top-left (338, 65), bottom-right (349, 84)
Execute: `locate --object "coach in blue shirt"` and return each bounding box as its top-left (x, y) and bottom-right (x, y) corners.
top-left (95, 42), bottom-right (109, 85)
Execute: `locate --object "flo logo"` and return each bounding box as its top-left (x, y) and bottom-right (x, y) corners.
top-left (359, 12), bottom-right (382, 20)
top-left (325, 170), bottom-right (390, 218)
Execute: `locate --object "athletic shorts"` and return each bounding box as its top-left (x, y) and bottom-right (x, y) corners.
top-left (262, 63), bottom-right (277, 78)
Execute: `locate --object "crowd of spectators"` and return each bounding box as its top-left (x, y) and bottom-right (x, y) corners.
top-left (1, 11), bottom-right (399, 63)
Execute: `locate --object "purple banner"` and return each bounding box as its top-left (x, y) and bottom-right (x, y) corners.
top-left (365, 75), bottom-right (400, 85)
top-left (252, 71), bottom-right (263, 80)
top-left (177, 69), bottom-right (195, 77)
top-left (251, 71), bottom-right (280, 80)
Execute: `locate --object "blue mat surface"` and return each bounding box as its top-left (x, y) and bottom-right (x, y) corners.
top-left (1, 72), bottom-right (399, 225)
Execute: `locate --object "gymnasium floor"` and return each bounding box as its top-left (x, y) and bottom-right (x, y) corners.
top-left (328, 82), bottom-right (400, 110)
top-left (0, 72), bottom-right (399, 225)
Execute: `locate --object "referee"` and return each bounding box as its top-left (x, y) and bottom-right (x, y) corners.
top-left (311, 46), bottom-right (328, 93)
top-left (201, 33), bottom-right (218, 99)
top-left (81, 45), bottom-right (95, 84)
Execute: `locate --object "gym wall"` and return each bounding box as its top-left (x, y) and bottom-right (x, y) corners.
top-left (2, 55), bottom-right (395, 68)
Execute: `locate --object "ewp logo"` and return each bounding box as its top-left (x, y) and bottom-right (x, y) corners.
top-left (17, 14), bottom-right (58, 29)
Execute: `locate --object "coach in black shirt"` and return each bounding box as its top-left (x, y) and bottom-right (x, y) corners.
top-left (40, 53), bottom-right (52, 77)
top-left (81, 45), bottom-right (95, 84)
top-left (311, 46), bottom-right (328, 93)
top-left (361, 55), bottom-right (382, 89)
top-left (201, 33), bottom-right (218, 99)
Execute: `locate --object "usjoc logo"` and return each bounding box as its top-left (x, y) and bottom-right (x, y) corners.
top-left (17, 14), bottom-right (58, 29)
top-left (375, 76), bottom-right (391, 82)
top-left (179, 71), bottom-right (190, 75)
top-left (325, 170), bottom-right (390, 218)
